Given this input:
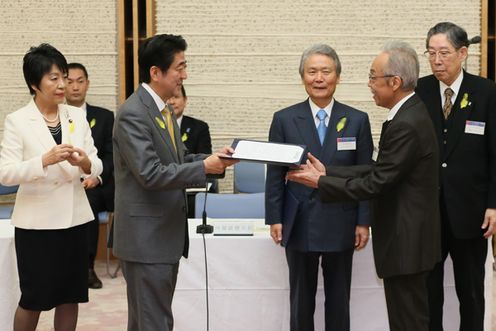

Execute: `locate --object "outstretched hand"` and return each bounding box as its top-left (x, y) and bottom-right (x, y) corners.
top-left (286, 153), bottom-right (325, 188)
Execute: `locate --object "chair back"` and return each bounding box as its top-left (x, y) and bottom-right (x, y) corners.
top-left (0, 185), bottom-right (18, 195)
top-left (0, 184), bottom-right (18, 219)
top-left (233, 162), bottom-right (266, 193)
top-left (194, 192), bottom-right (265, 219)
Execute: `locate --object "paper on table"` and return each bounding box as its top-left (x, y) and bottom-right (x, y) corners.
top-left (232, 140), bottom-right (304, 164)
top-left (186, 182), bottom-right (212, 193)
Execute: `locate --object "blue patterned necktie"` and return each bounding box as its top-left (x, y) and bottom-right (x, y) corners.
top-left (317, 109), bottom-right (328, 145)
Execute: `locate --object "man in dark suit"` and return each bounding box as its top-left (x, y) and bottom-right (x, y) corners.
top-left (265, 44), bottom-right (373, 331)
top-left (112, 34), bottom-right (236, 331)
top-left (415, 22), bottom-right (496, 331)
top-left (167, 85), bottom-right (212, 154)
top-left (65, 62), bottom-right (115, 289)
top-left (288, 41), bottom-right (441, 331)
top-left (168, 85), bottom-right (217, 214)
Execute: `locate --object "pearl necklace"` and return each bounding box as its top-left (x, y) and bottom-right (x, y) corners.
top-left (42, 110), bottom-right (59, 123)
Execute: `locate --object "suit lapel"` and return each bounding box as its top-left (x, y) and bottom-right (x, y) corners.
top-left (444, 75), bottom-right (473, 159)
top-left (292, 101), bottom-right (322, 159)
top-left (26, 101), bottom-right (73, 179)
top-left (26, 100), bottom-right (56, 152)
top-left (320, 101), bottom-right (347, 165)
top-left (138, 86), bottom-right (180, 163)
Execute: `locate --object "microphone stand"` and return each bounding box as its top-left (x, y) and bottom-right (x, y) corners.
top-left (197, 178), bottom-right (214, 234)
top-left (196, 178), bottom-right (214, 331)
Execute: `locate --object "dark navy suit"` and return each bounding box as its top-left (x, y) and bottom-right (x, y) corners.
top-left (85, 104), bottom-right (114, 268)
top-left (265, 99), bottom-right (373, 331)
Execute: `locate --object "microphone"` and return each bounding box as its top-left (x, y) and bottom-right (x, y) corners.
top-left (469, 36), bottom-right (481, 45)
top-left (196, 180), bottom-right (214, 234)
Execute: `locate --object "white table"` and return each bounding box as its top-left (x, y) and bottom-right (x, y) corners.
top-left (0, 221), bottom-right (19, 330)
top-left (173, 219), bottom-right (493, 331)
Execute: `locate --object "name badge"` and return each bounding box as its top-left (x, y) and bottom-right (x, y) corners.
top-left (465, 121), bottom-right (485, 135)
top-left (337, 137), bottom-right (356, 151)
top-left (372, 146), bottom-right (379, 162)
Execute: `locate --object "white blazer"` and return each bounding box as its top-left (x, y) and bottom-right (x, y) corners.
top-left (0, 100), bottom-right (103, 229)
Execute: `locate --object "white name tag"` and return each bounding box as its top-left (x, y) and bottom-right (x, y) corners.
top-left (337, 137), bottom-right (356, 151)
top-left (372, 146), bottom-right (379, 162)
top-left (465, 121), bottom-right (485, 135)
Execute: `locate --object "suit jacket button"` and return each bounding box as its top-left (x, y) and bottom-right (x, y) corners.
top-left (441, 163), bottom-right (447, 168)
top-left (443, 129), bottom-right (447, 133)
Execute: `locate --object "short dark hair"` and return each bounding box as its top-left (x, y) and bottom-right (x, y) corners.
top-left (426, 22), bottom-right (469, 50)
top-left (138, 34), bottom-right (187, 83)
top-left (68, 62), bottom-right (89, 79)
top-left (23, 43), bottom-right (68, 95)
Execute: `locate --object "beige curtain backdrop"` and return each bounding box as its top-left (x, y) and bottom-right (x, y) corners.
top-left (0, 0), bottom-right (118, 128)
top-left (0, 0), bottom-right (481, 191)
top-left (155, 0), bottom-right (481, 191)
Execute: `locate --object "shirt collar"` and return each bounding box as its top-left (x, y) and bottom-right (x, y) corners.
top-left (439, 70), bottom-right (463, 98)
top-left (308, 98), bottom-right (334, 119)
top-left (142, 83), bottom-right (166, 111)
top-left (176, 115), bottom-right (183, 128)
top-left (387, 92), bottom-right (415, 121)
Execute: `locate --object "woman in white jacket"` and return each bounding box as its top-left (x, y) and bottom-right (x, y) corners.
top-left (0, 44), bottom-right (102, 331)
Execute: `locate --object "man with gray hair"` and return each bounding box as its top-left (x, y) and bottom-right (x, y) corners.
top-left (287, 41), bottom-right (441, 331)
top-left (265, 44), bottom-right (373, 330)
top-left (416, 21), bottom-right (496, 331)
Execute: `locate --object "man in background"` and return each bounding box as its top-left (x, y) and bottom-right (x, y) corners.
top-left (167, 85), bottom-right (212, 154)
top-left (66, 62), bottom-right (114, 289)
top-left (416, 22), bottom-right (496, 331)
top-left (265, 44), bottom-right (373, 331)
top-left (288, 41), bottom-right (441, 331)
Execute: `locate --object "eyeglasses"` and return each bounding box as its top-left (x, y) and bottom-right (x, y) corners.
top-left (424, 50), bottom-right (455, 60)
top-left (368, 74), bottom-right (396, 82)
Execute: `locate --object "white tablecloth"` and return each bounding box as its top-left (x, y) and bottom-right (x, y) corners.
top-left (173, 219), bottom-right (493, 331)
top-left (0, 221), bottom-right (19, 330)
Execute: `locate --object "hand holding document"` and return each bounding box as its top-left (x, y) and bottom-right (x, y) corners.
top-left (204, 146), bottom-right (238, 176)
top-left (286, 153), bottom-right (325, 188)
top-left (221, 139), bottom-right (307, 167)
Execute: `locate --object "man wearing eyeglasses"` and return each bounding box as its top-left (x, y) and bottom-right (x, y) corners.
top-left (415, 22), bottom-right (496, 331)
top-left (287, 41), bottom-right (441, 331)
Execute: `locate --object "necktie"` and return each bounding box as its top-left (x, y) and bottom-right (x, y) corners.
top-left (443, 88), bottom-right (454, 119)
top-left (161, 107), bottom-right (177, 151)
top-left (316, 109), bottom-right (328, 145)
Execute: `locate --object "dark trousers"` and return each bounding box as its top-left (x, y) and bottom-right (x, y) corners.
top-left (86, 187), bottom-right (106, 269)
top-left (121, 260), bottom-right (179, 331)
top-left (285, 248), bottom-right (353, 331)
top-left (383, 271), bottom-right (429, 331)
top-left (427, 198), bottom-right (487, 331)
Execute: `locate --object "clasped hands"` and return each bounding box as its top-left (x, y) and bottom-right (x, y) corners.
top-left (42, 143), bottom-right (90, 170)
top-left (203, 146), bottom-right (238, 174)
top-left (286, 152), bottom-right (326, 188)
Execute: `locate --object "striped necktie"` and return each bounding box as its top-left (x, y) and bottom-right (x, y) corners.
top-left (443, 88), bottom-right (454, 119)
top-left (161, 107), bottom-right (177, 151)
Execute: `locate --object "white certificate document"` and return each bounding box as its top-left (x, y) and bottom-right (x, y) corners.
top-left (230, 140), bottom-right (305, 165)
